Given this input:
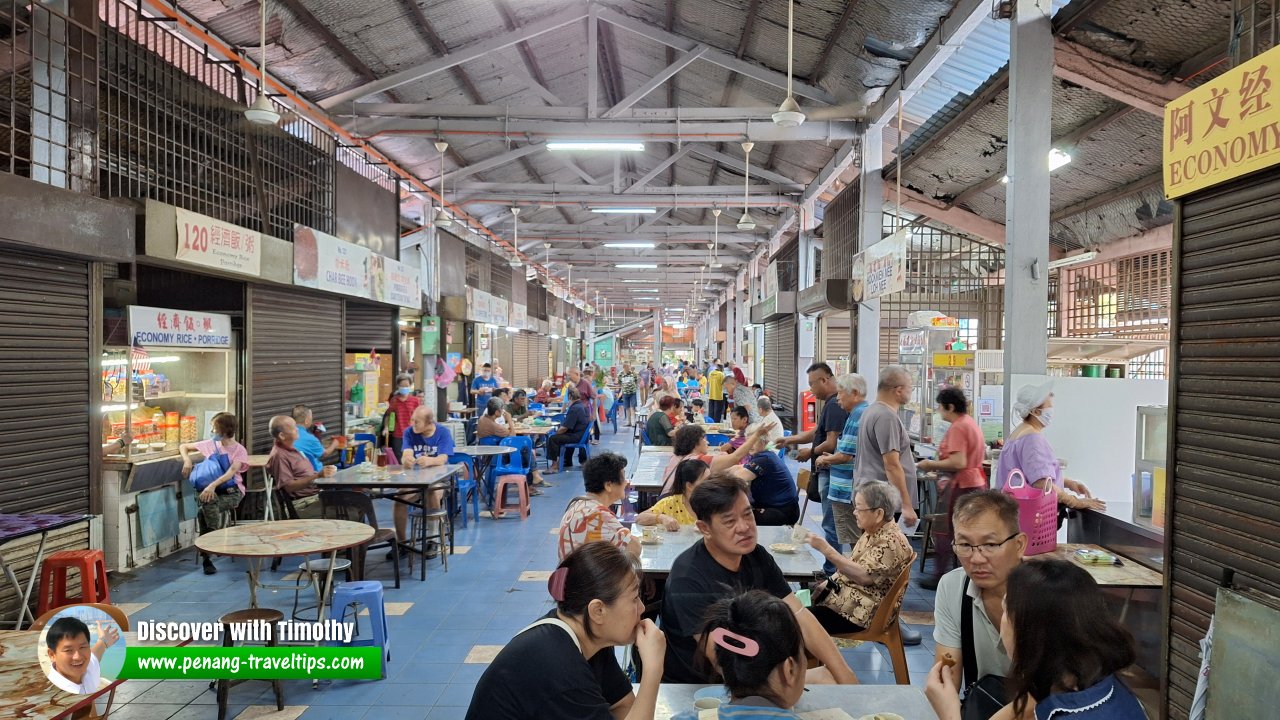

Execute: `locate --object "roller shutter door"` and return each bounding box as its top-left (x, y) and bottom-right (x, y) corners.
top-left (763, 316), bottom-right (797, 431)
top-left (1165, 165), bottom-right (1280, 720)
top-left (0, 248), bottom-right (92, 514)
top-left (820, 318), bottom-right (851, 369)
top-left (344, 301), bottom-right (396, 352)
top-left (248, 285), bottom-right (343, 453)
top-left (511, 334), bottom-right (530, 388)
top-left (528, 335), bottom-right (550, 387)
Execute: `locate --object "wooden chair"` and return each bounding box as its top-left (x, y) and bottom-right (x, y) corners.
top-left (830, 563), bottom-right (915, 684)
top-left (33, 603), bottom-right (130, 719)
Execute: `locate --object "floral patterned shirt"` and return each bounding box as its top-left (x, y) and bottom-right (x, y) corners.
top-left (819, 522), bottom-right (914, 628)
top-left (557, 498), bottom-right (632, 560)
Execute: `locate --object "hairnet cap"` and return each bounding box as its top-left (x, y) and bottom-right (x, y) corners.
top-left (1012, 381), bottom-right (1054, 420)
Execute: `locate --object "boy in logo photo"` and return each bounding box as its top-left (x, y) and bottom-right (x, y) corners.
top-left (45, 616), bottom-right (119, 694)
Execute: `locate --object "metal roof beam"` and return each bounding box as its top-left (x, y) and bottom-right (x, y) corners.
top-left (318, 5), bottom-right (590, 109)
top-left (1052, 38), bottom-right (1185, 117)
top-left (888, 184), bottom-right (1006, 246)
top-left (493, 0), bottom-right (564, 106)
top-left (1049, 172), bottom-right (1162, 222)
top-left (625, 145), bottom-right (694, 193)
top-left (603, 46), bottom-right (708, 118)
top-left (460, 193), bottom-right (794, 205)
top-left (364, 118), bottom-right (857, 141)
top-left (767, 138), bottom-right (858, 246)
top-left (551, 154), bottom-right (599, 184)
top-left (519, 223), bottom-right (765, 236)
top-left (867, 0), bottom-right (990, 127)
top-left (435, 143), bottom-right (545, 184)
top-left (594, 5), bottom-right (837, 105)
top-left (687, 146), bottom-right (804, 187)
top-left (493, 53), bottom-right (564, 105)
top-left (341, 103), bottom-right (799, 121)
top-left (456, 181), bottom-right (798, 194)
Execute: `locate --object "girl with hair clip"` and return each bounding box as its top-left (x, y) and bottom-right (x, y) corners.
top-left (699, 590), bottom-right (808, 719)
top-left (467, 542), bottom-right (667, 720)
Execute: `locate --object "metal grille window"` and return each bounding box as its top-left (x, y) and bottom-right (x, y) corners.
top-left (822, 180), bottom-right (859, 280)
top-left (465, 245), bottom-right (484, 290)
top-left (0, 0), bottom-right (98, 190)
top-left (1233, 0), bottom-right (1278, 63)
top-left (1060, 251), bottom-right (1171, 339)
top-left (98, 0), bottom-right (334, 238)
top-left (877, 215), bottom-right (1006, 366)
top-left (489, 257), bottom-right (512, 301)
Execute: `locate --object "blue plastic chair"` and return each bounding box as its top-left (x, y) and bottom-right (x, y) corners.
top-left (606, 401), bottom-right (620, 434)
top-left (705, 433), bottom-right (731, 447)
top-left (528, 402), bottom-right (545, 412)
top-left (556, 422), bottom-right (594, 470)
top-left (778, 429), bottom-right (792, 460)
top-left (446, 453), bottom-right (479, 529)
top-left (478, 435), bottom-right (502, 446)
top-left (495, 436), bottom-right (533, 476)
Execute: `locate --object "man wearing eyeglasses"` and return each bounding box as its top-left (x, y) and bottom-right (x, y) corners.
top-left (932, 490), bottom-right (1026, 697)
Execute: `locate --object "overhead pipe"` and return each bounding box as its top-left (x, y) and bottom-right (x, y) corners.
top-left (136, 0), bottom-right (582, 303)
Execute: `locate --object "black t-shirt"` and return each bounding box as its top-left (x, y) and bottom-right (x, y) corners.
top-left (465, 610), bottom-right (631, 720)
top-left (814, 398), bottom-right (850, 471)
top-left (658, 540), bottom-right (792, 683)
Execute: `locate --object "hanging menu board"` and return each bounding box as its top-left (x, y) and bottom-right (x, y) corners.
top-left (293, 224), bottom-right (420, 309)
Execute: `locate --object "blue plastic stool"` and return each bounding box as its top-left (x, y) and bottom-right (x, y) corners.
top-left (327, 581), bottom-right (390, 678)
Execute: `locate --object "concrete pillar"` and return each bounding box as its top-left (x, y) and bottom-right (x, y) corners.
top-left (1002, 0), bottom-right (1054, 424)
top-left (857, 124), bottom-right (885, 384)
top-left (653, 310), bottom-right (663, 367)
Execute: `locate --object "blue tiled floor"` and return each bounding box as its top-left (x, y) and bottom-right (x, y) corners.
top-left (110, 427), bottom-right (942, 719)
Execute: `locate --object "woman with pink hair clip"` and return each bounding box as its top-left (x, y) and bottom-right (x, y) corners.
top-left (698, 590), bottom-right (809, 718)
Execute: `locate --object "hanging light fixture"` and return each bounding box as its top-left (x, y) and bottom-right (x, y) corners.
top-left (772, 0), bottom-right (805, 128)
top-left (737, 142), bottom-right (757, 230)
top-left (244, 1), bottom-right (280, 126)
top-left (432, 141), bottom-right (453, 229)
top-left (711, 208), bottom-right (723, 267)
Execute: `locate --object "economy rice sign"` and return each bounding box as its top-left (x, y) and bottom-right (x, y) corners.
top-left (1163, 43), bottom-right (1280, 199)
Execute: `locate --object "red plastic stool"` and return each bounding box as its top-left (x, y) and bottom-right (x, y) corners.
top-left (492, 474), bottom-right (530, 520)
top-left (38, 549), bottom-right (110, 614)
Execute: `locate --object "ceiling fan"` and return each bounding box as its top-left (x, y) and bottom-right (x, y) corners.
top-left (772, 0), bottom-right (865, 126)
top-left (240, 0), bottom-right (296, 132)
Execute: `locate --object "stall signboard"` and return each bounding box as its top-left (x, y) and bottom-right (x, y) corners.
top-left (378, 256), bottom-right (422, 310)
top-left (764, 261), bottom-right (779, 299)
top-left (593, 337), bottom-right (615, 368)
top-left (932, 352), bottom-right (975, 369)
top-left (1163, 43), bottom-right (1280, 198)
top-left (129, 306), bottom-right (232, 348)
top-left (293, 224), bottom-right (421, 307)
top-left (174, 208), bottom-right (262, 276)
top-left (853, 228), bottom-right (908, 302)
top-left (510, 303), bottom-right (528, 331)
top-left (490, 297), bottom-right (510, 326)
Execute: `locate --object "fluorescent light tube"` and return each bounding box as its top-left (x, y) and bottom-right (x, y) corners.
top-left (591, 207), bottom-right (657, 214)
top-left (604, 242), bottom-right (656, 249)
top-left (1047, 251), bottom-right (1099, 270)
top-left (548, 141), bottom-right (645, 152)
top-left (616, 263), bottom-right (658, 269)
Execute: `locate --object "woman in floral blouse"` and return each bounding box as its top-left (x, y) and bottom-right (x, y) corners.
top-left (804, 481), bottom-right (914, 633)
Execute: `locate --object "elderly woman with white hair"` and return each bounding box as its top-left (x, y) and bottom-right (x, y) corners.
top-left (814, 373), bottom-right (870, 545)
top-left (805, 481), bottom-right (915, 634)
top-left (1001, 381), bottom-right (1105, 522)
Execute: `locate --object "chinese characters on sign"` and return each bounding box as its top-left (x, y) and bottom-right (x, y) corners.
top-left (1164, 44), bottom-right (1280, 198)
top-left (174, 208), bottom-right (262, 276)
top-left (128, 306), bottom-right (232, 348)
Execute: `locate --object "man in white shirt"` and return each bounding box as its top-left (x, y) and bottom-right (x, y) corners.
top-left (45, 616), bottom-right (119, 694)
top-left (752, 395), bottom-right (785, 444)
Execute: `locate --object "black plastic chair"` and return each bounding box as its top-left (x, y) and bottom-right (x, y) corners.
top-left (320, 489), bottom-right (403, 589)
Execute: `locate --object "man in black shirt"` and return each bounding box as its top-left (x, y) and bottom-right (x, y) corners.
top-left (658, 474), bottom-right (859, 685)
top-left (777, 362), bottom-right (848, 575)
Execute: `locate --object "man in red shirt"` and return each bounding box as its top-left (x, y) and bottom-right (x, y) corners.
top-left (728, 360), bottom-right (748, 386)
top-left (266, 415), bottom-right (336, 519)
top-left (917, 386), bottom-right (988, 587)
top-left (385, 373), bottom-right (421, 457)
top-left (568, 366), bottom-right (599, 444)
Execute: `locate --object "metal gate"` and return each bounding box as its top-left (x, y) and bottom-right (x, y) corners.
top-left (247, 285), bottom-right (343, 453)
top-left (528, 335), bottom-right (551, 387)
top-left (0, 248), bottom-right (92, 514)
top-left (511, 333), bottom-right (531, 388)
top-left (764, 316), bottom-right (797, 429)
top-left (344, 301), bottom-right (396, 352)
top-left (1165, 165), bottom-right (1280, 719)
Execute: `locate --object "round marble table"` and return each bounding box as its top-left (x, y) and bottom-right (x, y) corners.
top-left (196, 519), bottom-right (374, 611)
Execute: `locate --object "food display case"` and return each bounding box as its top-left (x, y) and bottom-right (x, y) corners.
top-left (897, 321), bottom-right (962, 444)
top-left (100, 306), bottom-right (237, 571)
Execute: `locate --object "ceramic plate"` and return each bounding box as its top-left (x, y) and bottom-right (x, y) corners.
top-left (769, 543), bottom-right (798, 554)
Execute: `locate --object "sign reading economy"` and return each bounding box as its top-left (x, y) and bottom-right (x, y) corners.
top-left (129, 306), bottom-right (232, 348)
top-left (1164, 43), bottom-right (1280, 198)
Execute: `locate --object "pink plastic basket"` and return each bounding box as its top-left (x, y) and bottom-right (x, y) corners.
top-left (1002, 468), bottom-right (1058, 556)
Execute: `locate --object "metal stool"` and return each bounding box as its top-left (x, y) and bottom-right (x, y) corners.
top-left (291, 557), bottom-right (352, 621)
top-left (214, 608), bottom-right (284, 720)
top-left (408, 506), bottom-right (450, 572)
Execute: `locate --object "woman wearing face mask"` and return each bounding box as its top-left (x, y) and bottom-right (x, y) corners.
top-left (1000, 382), bottom-right (1104, 518)
top-left (179, 412), bottom-right (248, 575)
top-left (386, 374), bottom-right (421, 459)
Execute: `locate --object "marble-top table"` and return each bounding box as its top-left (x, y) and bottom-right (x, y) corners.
top-left (1, 630), bottom-right (182, 720)
top-left (629, 452), bottom-right (669, 497)
top-left (196, 519), bottom-right (373, 612)
top-left (317, 464), bottom-right (463, 581)
top-left (0, 514), bottom-right (92, 630)
top-left (634, 525), bottom-right (821, 582)
top-left (652, 684), bottom-right (935, 720)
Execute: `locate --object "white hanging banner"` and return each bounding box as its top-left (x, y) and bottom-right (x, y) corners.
top-left (852, 227), bottom-right (909, 302)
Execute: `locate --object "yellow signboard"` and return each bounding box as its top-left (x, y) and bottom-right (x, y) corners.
top-left (932, 352), bottom-right (974, 369)
top-left (1163, 44), bottom-right (1280, 198)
